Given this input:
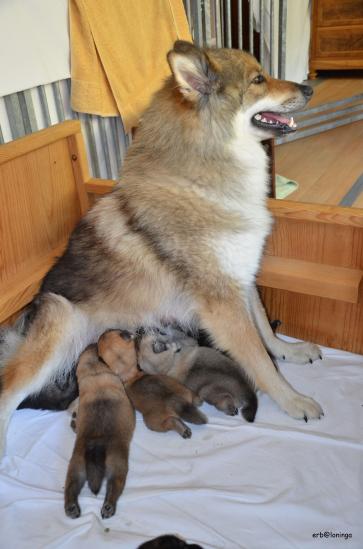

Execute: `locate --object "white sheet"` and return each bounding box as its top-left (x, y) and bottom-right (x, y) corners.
top-left (1, 339), bottom-right (362, 549)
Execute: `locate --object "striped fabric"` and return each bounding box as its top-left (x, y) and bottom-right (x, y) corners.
top-left (0, 80), bottom-right (129, 180)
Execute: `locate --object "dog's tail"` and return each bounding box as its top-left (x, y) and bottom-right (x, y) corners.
top-left (85, 439), bottom-right (106, 494)
top-left (177, 401), bottom-right (207, 425)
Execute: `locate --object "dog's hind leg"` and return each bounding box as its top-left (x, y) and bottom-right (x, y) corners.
top-left (0, 293), bottom-right (89, 458)
top-left (101, 455), bottom-right (128, 519)
top-left (197, 294), bottom-right (323, 421)
top-left (64, 448), bottom-right (87, 519)
top-left (249, 287), bottom-right (322, 364)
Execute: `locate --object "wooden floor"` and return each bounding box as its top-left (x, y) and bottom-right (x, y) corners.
top-left (275, 73), bottom-right (363, 207)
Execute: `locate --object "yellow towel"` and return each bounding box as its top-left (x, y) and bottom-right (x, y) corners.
top-left (69, 0), bottom-right (191, 132)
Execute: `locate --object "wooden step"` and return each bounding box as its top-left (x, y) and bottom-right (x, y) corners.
top-left (258, 255), bottom-right (363, 304)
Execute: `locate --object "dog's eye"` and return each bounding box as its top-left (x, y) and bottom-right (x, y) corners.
top-left (252, 74), bottom-right (265, 85)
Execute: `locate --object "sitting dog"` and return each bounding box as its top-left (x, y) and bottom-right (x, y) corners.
top-left (64, 344), bottom-right (135, 519)
top-left (138, 327), bottom-right (258, 422)
top-left (98, 331), bottom-right (207, 438)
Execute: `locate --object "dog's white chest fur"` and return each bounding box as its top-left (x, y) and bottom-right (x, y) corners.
top-left (213, 119), bottom-right (272, 287)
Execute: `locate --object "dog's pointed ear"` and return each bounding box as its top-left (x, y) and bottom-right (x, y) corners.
top-left (167, 40), bottom-right (221, 101)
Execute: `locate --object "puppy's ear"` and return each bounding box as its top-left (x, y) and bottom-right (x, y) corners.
top-left (167, 40), bottom-right (221, 101)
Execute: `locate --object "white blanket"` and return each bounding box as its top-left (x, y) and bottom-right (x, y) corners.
top-left (1, 339), bottom-right (362, 549)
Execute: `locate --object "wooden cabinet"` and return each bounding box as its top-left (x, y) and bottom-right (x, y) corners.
top-left (309, 0), bottom-right (363, 78)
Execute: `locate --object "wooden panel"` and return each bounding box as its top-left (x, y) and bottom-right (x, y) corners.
top-left (0, 140), bottom-right (81, 283)
top-left (0, 120), bottom-right (80, 165)
top-left (257, 256), bottom-right (363, 303)
top-left (85, 177), bottom-right (116, 195)
top-left (268, 199), bottom-right (363, 228)
top-left (310, 0), bottom-right (363, 76)
top-left (316, 27), bottom-right (363, 57)
top-left (260, 287), bottom-right (363, 355)
top-left (0, 121), bottom-right (89, 323)
top-left (0, 241), bottom-right (67, 323)
top-left (317, 0), bottom-right (363, 27)
top-left (260, 200), bottom-right (363, 354)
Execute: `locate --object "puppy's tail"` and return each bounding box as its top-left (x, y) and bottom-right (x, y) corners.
top-left (85, 439), bottom-right (106, 494)
top-left (177, 401), bottom-right (207, 425)
top-left (241, 390), bottom-right (258, 423)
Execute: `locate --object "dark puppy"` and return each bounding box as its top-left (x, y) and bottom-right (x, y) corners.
top-left (64, 344), bottom-right (135, 519)
top-left (138, 534), bottom-right (203, 548)
top-left (98, 331), bottom-right (207, 439)
top-left (139, 327), bottom-right (258, 422)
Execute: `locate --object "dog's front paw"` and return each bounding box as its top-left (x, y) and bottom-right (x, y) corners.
top-left (283, 393), bottom-right (324, 421)
top-left (278, 341), bottom-right (322, 365)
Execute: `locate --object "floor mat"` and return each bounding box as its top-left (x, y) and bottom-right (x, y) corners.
top-left (0, 338), bottom-right (362, 549)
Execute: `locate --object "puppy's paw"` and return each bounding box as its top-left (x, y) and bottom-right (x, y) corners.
top-left (101, 502), bottom-right (116, 519)
top-left (277, 341), bottom-right (322, 365)
top-left (283, 394), bottom-right (324, 421)
top-left (182, 426), bottom-right (192, 439)
top-left (70, 416), bottom-right (77, 433)
top-left (65, 502), bottom-right (81, 519)
top-left (225, 404), bottom-right (239, 416)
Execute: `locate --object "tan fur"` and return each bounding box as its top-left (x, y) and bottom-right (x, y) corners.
top-left (98, 331), bottom-right (206, 438)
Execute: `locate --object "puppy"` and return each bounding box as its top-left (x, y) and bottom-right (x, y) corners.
top-left (98, 331), bottom-right (207, 439)
top-left (138, 535), bottom-right (203, 548)
top-left (138, 327), bottom-right (258, 422)
top-left (64, 344), bottom-right (135, 519)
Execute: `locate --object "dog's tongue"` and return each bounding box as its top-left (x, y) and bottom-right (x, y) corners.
top-left (261, 111), bottom-right (290, 125)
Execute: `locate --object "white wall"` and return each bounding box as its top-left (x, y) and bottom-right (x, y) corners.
top-left (0, 0), bottom-right (69, 97)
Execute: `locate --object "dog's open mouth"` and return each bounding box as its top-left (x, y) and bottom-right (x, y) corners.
top-left (252, 111), bottom-right (297, 134)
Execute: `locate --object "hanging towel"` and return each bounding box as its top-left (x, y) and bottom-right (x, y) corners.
top-left (69, 0), bottom-right (191, 131)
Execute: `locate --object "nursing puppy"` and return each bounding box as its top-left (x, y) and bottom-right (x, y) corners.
top-left (98, 331), bottom-right (207, 438)
top-left (0, 40), bottom-right (322, 458)
top-left (139, 327), bottom-right (258, 422)
top-left (64, 344), bottom-right (135, 519)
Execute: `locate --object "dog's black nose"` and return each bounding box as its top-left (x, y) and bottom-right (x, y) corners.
top-left (298, 84), bottom-right (313, 98)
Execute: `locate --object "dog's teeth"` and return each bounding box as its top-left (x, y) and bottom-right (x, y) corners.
top-left (289, 116), bottom-right (295, 127)
top-left (255, 114), bottom-right (262, 120)
top-left (262, 117), bottom-right (267, 122)
top-left (268, 120), bottom-right (273, 124)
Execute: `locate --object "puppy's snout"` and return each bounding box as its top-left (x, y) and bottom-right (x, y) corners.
top-left (298, 84), bottom-right (313, 99)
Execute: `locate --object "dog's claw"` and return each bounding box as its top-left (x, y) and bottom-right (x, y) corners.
top-left (319, 354), bottom-right (322, 360)
top-left (282, 355), bottom-right (286, 360)
top-left (304, 414), bottom-right (308, 423)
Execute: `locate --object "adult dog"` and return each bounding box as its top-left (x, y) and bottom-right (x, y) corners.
top-left (0, 41), bottom-right (323, 457)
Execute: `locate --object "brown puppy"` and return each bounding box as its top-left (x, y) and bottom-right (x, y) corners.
top-left (98, 331), bottom-right (207, 439)
top-left (64, 344), bottom-right (135, 519)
